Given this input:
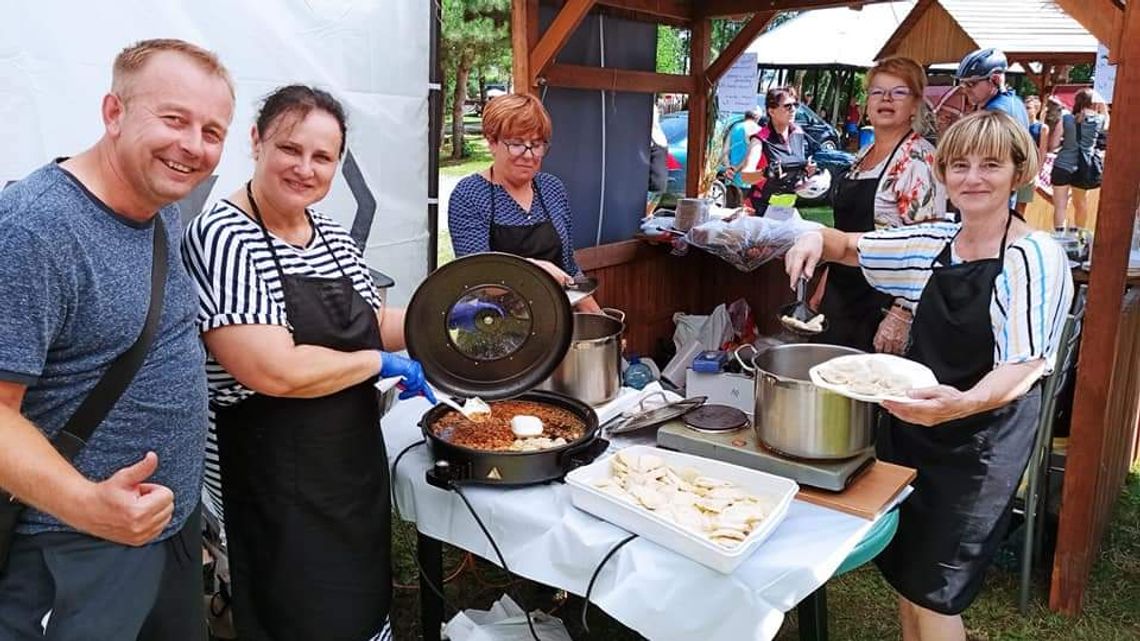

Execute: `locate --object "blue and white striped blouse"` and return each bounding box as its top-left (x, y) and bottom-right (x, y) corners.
top-left (448, 171), bottom-right (582, 276)
top-left (857, 222), bottom-right (1075, 371)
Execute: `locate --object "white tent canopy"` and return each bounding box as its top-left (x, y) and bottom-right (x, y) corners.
top-left (0, 0), bottom-right (430, 305)
top-left (746, 2), bottom-right (917, 68)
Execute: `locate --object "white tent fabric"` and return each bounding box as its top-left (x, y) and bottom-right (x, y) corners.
top-left (0, 0), bottom-right (430, 305)
top-left (746, 2), bottom-right (917, 68)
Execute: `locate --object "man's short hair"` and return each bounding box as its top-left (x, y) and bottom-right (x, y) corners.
top-left (112, 38), bottom-right (234, 100)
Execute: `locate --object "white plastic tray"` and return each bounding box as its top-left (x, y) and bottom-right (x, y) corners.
top-left (808, 353), bottom-right (938, 404)
top-left (565, 445), bottom-right (798, 574)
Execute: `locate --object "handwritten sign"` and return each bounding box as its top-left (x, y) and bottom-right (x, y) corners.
top-left (717, 52), bottom-right (759, 114)
top-left (1094, 43), bottom-right (1116, 103)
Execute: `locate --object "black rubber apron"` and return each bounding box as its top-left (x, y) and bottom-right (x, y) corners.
top-left (816, 135), bottom-right (907, 351)
top-left (216, 186), bottom-right (390, 641)
top-left (874, 213), bottom-right (1041, 615)
top-left (486, 171), bottom-right (565, 267)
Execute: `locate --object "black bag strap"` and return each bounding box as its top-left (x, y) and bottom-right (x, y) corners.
top-left (52, 216), bottom-right (168, 461)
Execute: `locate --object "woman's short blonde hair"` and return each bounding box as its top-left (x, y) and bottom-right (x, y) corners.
top-left (482, 93), bottom-right (553, 143)
top-left (934, 110), bottom-right (1039, 188)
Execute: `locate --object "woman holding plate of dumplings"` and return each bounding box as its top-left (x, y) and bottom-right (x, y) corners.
top-left (785, 111), bottom-right (1073, 640)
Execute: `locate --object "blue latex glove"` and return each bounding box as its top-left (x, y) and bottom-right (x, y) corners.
top-left (379, 352), bottom-right (438, 404)
top-left (447, 300), bottom-right (506, 331)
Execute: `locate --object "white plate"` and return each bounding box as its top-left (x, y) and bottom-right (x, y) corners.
top-left (566, 445), bottom-right (797, 574)
top-left (808, 353), bottom-right (938, 404)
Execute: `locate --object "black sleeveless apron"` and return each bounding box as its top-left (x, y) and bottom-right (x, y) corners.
top-left (815, 136), bottom-right (907, 351)
top-left (216, 185), bottom-right (390, 641)
top-left (746, 128), bottom-right (809, 216)
top-left (874, 213), bottom-right (1041, 615)
top-left (486, 171), bottom-right (565, 267)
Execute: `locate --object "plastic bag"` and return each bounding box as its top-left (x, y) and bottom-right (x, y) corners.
top-left (444, 595), bottom-right (573, 641)
top-left (671, 312), bottom-right (709, 353)
top-left (695, 304), bottom-right (733, 351)
top-left (682, 212), bottom-right (822, 272)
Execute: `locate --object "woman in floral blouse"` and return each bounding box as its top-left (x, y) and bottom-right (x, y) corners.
top-left (814, 56), bottom-right (946, 354)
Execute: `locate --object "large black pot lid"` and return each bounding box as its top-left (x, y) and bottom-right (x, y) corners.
top-left (405, 252), bottom-right (573, 400)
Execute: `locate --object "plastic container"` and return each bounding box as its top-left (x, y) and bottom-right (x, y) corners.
top-left (858, 126), bottom-right (875, 150)
top-left (623, 355), bottom-right (654, 390)
top-left (566, 445), bottom-right (798, 574)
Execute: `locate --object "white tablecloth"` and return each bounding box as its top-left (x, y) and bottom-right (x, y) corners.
top-left (384, 387), bottom-right (889, 641)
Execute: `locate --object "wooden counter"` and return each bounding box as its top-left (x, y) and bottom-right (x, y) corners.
top-left (575, 239), bottom-right (794, 358)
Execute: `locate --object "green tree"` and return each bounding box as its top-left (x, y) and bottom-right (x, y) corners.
top-left (656, 25), bottom-right (685, 74)
top-left (440, 0), bottom-right (510, 159)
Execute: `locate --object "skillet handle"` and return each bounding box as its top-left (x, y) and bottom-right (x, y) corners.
top-left (559, 438), bottom-right (610, 471)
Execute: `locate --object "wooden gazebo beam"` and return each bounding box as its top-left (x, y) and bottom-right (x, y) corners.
top-left (596, 0), bottom-right (692, 26)
top-left (530, 0), bottom-right (598, 80)
top-left (685, 17), bottom-right (711, 197)
top-left (698, 0), bottom-right (889, 18)
top-left (543, 63), bottom-right (695, 93)
top-left (511, 0), bottom-right (539, 93)
top-left (706, 11), bottom-right (777, 83)
top-left (1049, 0), bottom-right (1136, 617)
top-left (1053, 0), bottom-right (1125, 55)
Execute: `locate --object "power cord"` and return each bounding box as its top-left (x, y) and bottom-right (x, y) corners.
top-left (580, 534), bottom-right (638, 634)
top-left (452, 484), bottom-right (544, 641)
top-left (390, 439), bottom-right (462, 615)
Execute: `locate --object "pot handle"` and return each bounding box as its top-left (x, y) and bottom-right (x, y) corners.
top-left (602, 307), bottom-right (626, 324)
top-left (733, 344), bottom-right (758, 374)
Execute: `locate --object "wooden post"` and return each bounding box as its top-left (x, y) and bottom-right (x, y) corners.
top-left (511, 0), bottom-right (538, 93)
top-left (1050, 0), bottom-right (1140, 616)
top-left (686, 17), bottom-right (711, 197)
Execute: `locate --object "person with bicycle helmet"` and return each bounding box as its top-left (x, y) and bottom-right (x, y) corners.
top-left (956, 48), bottom-right (1033, 208)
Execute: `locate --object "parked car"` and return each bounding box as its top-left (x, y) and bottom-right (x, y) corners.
top-left (659, 111), bottom-right (853, 206)
top-left (756, 101), bottom-right (841, 151)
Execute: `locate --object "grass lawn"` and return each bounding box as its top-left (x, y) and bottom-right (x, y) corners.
top-left (440, 130), bottom-right (491, 178)
top-left (799, 205), bottom-right (834, 228)
top-left (389, 465), bottom-right (1139, 640)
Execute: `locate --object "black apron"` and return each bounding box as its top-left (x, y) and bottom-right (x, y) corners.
top-left (746, 127), bottom-right (809, 216)
top-left (874, 213), bottom-right (1041, 615)
top-left (486, 171), bottom-right (565, 267)
top-left (816, 135), bottom-right (907, 352)
top-left (216, 185), bottom-right (390, 641)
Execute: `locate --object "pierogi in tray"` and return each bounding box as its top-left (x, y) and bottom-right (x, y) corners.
top-left (589, 451), bottom-right (771, 549)
top-left (809, 353), bottom-right (938, 403)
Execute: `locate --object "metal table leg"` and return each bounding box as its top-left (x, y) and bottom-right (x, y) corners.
top-left (797, 585), bottom-right (829, 641)
top-left (418, 531), bottom-right (444, 641)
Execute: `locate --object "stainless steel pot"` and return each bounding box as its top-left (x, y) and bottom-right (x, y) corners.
top-left (741, 343), bottom-right (875, 460)
top-left (538, 308), bottom-right (625, 406)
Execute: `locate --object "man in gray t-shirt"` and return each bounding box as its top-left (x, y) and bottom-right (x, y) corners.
top-left (0, 40), bottom-right (233, 640)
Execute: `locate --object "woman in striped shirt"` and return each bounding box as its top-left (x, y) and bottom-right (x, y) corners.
top-left (786, 111), bottom-right (1073, 639)
top-left (182, 85), bottom-right (433, 641)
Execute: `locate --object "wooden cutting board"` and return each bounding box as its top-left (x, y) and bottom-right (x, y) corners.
top-left (797, 460), bottom-right (916, 520)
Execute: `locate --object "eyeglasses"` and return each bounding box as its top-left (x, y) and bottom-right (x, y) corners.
top-left (501, 140), bottom-right (550, 158)
top-left (867, 86), bottom-right (913, 101)
top-left (776, 102), bottom-right (797, 112)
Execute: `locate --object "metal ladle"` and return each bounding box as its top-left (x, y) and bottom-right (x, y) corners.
top-left (778, 277), bottom-right (828, 336)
